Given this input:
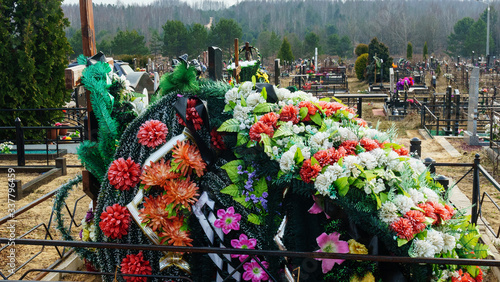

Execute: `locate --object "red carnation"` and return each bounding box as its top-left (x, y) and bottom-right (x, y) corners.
top-left (445, 204), bottom-right (456, 217)
top-left (259, 112), bottom-right (279, 129)
top-left (108, 157), bottom-right (142, 191)
top-left (120, 251), bottom-right (152, 282)
top-left (429, 202), bottom-right (451, 224)
top-left (99, 204), bottom-right (131, 239)
top-left (176, 99), bottom-right (204, 130)
top-left (404, 210), bottom-right (427, 233)
top-left (299, 159), bottom-right (322, 183)
top-left (249, 121), bottom-right (274, 142)
top-left (330, 147), bottom-right (347, 164)
top-left (355, 118), bottom-right (367, 127)
top-left (298, 101), bottom-right (318, 121)
top-left (390, 217), bottom-right (415, 240)
top-left (394, 147), bottom-right (409, 156)
top-left (210, 128), bottom-right (226, 150)
top-left (313, 150), bottom-right (333, 167)
top-left (318, 101), bottom-right (345, 116)
top-left (340, 140), bottom-right (359, 156)
top-left (417, 202), bottom-right (438, 224)
top-left (360, 138), bottom-right (379, 151)
top-left (137, 120), bottom-right (168, 148)
top-left (279, 105), bottom-right (300, 124)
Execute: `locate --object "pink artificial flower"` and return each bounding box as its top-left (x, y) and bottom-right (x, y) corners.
top-left (137, 120), bottom-right (168, 148)
top-left (307, 195), bottom-right (330, 219)
top-left (231, 234), bottom-right (257, 262)
top-left (242, 260), bottom-right (269, 282)
top-left (214, 207), bottom-right (241, 234)
top-left (315, 232), bottom-right (349, 273)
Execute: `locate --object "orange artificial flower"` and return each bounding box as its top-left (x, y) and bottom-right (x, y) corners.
top-left (163, 177), bottom-right (199, 210)
top-left (172, 140), bottom-right (207, 177)
top-left (138, 194), bottom-right (174, 232)
top-left (140, 159), bottom-right (181, 190)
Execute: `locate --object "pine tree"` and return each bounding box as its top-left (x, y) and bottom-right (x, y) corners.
top-left (407, 42), bottom-right (413, 61)
top-left (423, 41), bottom-right (428, 61)
top-left (277, 37), bottom-right (294, 64)
top-left (0, 0), bottom-right (72, 140)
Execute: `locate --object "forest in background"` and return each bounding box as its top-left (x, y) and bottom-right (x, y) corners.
top-left (62, 0), bottom-right (500, 61)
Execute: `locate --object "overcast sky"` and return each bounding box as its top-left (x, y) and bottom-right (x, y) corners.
top-left (63, 0), bottom-right (239, 6)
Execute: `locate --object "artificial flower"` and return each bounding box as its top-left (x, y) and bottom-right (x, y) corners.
top-left (404, 210), bottom-right (427, 234)
top-left (158, 217), bottom-right (193, 246)
top-left (176, 98), bottom-right (204, 130)
top-left (231, 233), bottom-right (257, 262)
top-left (298, 101), bottom-right (318, 121)
top-left (279, 105), bottom-right (299, 124)
top-left (171, 140), bottom-right (206, 177)
top-left (99, 204), bottom-right (131, 239)
top-left (120, 251), bottom-right (152, 282)
top-left (136, 120), bottom-right (168, 148)
top-left (214, 206), bottom-right (241, 234)
top-left (313, 150), bottom-right (334, 167)
top-left (355, 118), bottom-right (367, 127)
top-left (259, 112), bottom-right (279, 129)
top-left (360, 138), bottom-right (379, 151)
top-left (108, 157), bottom-right (141, 191)
top-left (140, 159), bottom-right (180, 190)
top-left (348, 239), bottom-right (368, 255)
top-left (242, 260), bottom-right (270, 281)
top-left (138, 195), bottom-right (172, 232)
top-left (299, 159), bottom-right (322, 183)
top-left (350, 272), bottom-right (376, 282)
top-left (211, 128), bottom-right (226, 150)
top-left (163, 177), bottom-right (199, 210)
top-left (249, 121), bottom-right (274, 142)
top-left (340, 140), bottom-right (359, 156)
top-left (315, 232), bottom-right (349, 273)
top-left (390, 218), bottom-right (415, 240)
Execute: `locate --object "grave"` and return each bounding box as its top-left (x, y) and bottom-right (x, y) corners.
top-left (465, 67), bottom-right (488, 145)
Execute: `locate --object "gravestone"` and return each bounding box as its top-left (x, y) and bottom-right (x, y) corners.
top-left (208, 46), bottom-right (222, 81)
top-left (465, 67), bottom-right (480, 145)
top-left (275, 59), bottom-right (280, 86)
top-left (389, 68), bottom-right (394, 94)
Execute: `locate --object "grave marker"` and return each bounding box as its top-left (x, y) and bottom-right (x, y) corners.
top-left (465, 67), bottom-right (480, 145)
top-left (389, 68), bottom-right (394, 94)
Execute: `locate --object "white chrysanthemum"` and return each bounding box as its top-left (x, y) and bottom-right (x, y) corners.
top-left (89, 224), bottom-right (97, 241)
top-left (233, 105), bottom-right (251, 121)
top-left (426, 229), bottom-right (445, 254)
top-left (362, 128), bottom-right (379, 140)
top-left (301, 146), bottom-right (311, 160)
top-left (310, 132), bottom-right (330, 150)
top-left (280, 146), bottom-right (298, 173)
top-left (393, 194), bottom-right (415, 214)
top-left (442, 233), bottom-right (456, 253)
top-left (225, 88), bottom-right (239, 104)
top-left (373, 178), bottom-right (386, 194)
top-left (387, 150), bottom-right (401, 170)
top-left (348, 113), bottom-right (356, 119)
top-left (379, 202), bottom-right (399, 224)
top-left (296, 91), bottom-right (318, 102)
top-left (412, 239), bottom-right (436, 258)
top-left (276, 87), bottom-right (290, 101)
top-left (246, 92), bottom-right (266, 107)
top-left (408, 158), bottom-right (427, 176)
top-left (408, 188), bottom-right (425, 205)
top-left (364, 179), bottom-right (375, 194)
top-left (422, 187), bottom-right (440, 203)
top-left (292, 124), bottom-right (305, 134)
top-left (239, 81), bottom-right (253, 97)
top-left (370, 148), bottom-right (388, 167)
top-left (326, 163), bottom-right (344, 180)
top-left (358, 152), bottom-right (378, 170)
top-left (315, 172), bottom-right (334, 196)
top-left (343, 155), bottom-right (361, 178)
top-left (337, 127), bottom-right (358, 142)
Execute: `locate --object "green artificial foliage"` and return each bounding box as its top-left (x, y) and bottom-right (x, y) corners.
top-left (77, 54), bottom-right (87, 65)
top-left (77, 141), bottom-right (107, 181)
top-left (159, 61), bottom-right (199, 95)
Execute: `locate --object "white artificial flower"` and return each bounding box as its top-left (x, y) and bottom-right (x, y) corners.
top-left (370, 148), bottom-right (388, 167)
top-left (292, 124), bottom-right (305, 134)
top-left (393, 194), bottom-right (415, 214)
top-left (239, 81), bottom-right (253, 97)
top-left (373, 178), bottom-right (386, 194)
top-left (246, 92), bottom-right (265, 107)
top-left (239, 123), bottom-right (247, 130)
top-left (276, 87), bottom-right (290, 101)
top-left (379, 202), bottom-right (399, 224)
top-left (89, 224), bottom-right (97, 241)
top-left (225, 88), bottom-right (239, 104)
top-left (343, 155), bottom-right (361, 178)
top-left (358, 152), bottom-right (378, 170)
top-left (280, 146), bottom-right (297, 173)
top-left (387, 150), bottom-right (401, 171)
top-left (309, 132), bottom-right (330, 150)
top-left (364, 179), bottom-right (375, 194)
top-left (326, 163), bottom-right (344, 180)
top-left (348, 113), bottom-right (356, 119)
top-left (442, 233), bottom-right (456, 253)
top-left (412, 239), bottom-right (436, 258)
top-left (408, 188), bottom-right (425, 205)
top-left (408, 158), bottom-right (427, 176)
top-left (315, 172), bottom-right (334, 197)
top-left (337, 127), bottom-right (358, 142)
top-left (422, 187), bottom-right (440, 203)
top-left (301, 146), bottom-right (311, 160)
top-left (426, 229), bottom-right (445, 254)
top-left (233, 105), bottom-right (251, 121)
top-left (272, 146), bottom-right (279, 156)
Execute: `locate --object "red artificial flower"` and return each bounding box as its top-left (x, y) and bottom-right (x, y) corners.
top-left (313, 150), bottom-right (333, 167)
top-left (108, 157), bottom-right (142, 191)
top-left (394, 147), bottom-right (409, 156)
top-left (354, 118), bottom-right (367, 127)
top-left (176, 98), bottom-right (204, 130)
top-left (139, 194), bottom-right (173, 232)
top-left (136, 120), bottom-right (168, 148)
top-left (298, 101), bottom-right (318, 121)
top-left (417, 202), bottom-right (438, 224)
top-left (318, 101), bottom-right (346, 117)
top-left (299, 159), bottom-right (322, 184)
top-left (390, 217), bottom-right (415, 240)
top-left (340, 140), bottom-right (359, 156)
top-left (259, 112), bottom-right (279, 129)
top-left (120, 251), bottom-right (152, 282)
top-left (329, 147), bottom-right (347, 164)
top-left (429, 202), bottom-right (452, 224)
top-left (249, 121), bottom-right (274, 142)
top-left (99, 204), bottom-right (131, 239)
top-left (360, 138), bottom-right (379, 152)
top-left (279, 105), bottom-right (300, 124)
top-left (445, 204), bottom-right (456, 217)
top-left (210, 128), bottom-right (226, 150)
top-left (404, 210), bottom-right (427, 233)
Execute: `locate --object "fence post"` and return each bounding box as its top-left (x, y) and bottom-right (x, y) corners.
top-left (454, 93), bottom-right (460, 136)
top-left (423, 157), bottom-right (436, 174)
top-left (471, 154), bottom-right (481, 225)
top-left (83, 116), bottom-right (89, 141)
top-left (15, 117), bottom-right (25, 166)
top-left (436, 117), bottom-right (440, 136)
top-left (446, 86), bottom-right (452, 134)
top-left (357, 98), bottom-right (363, 118)
top-left (12, 179), bottom-right (22, 199)
top-left (434, 175), bottom-right (450, 191)
top-left (410, 137), bottom-right (421, 159)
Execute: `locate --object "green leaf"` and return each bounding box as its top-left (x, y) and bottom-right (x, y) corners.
top-left (334, 177), bottom-right (349, 196)
top-left (310, 112), bottom-right (322, 126)
top-left (234, 196), bottom-right (251, 208)
top-left (373, 193), bottom-right (382, 209)
top-left (397, 238), bottom-right (408, 247)
top-left (221, 160), bottom-right (245, 183)
top-left (273, 126), bottom-right (293, 138)
top-left (221, 184), bottom-right (240, 197)
top-left (224, 101), bottom-right (236, 112)
top-left (311, 157), bottom-right (320, 166)
top-left (260, 134), bottom-right (273, 155)
top-left (294, 147), bottom-right (304, 163)
top-left (252, 75), bottom-right (256, 87)
top-left (364, 170), bottom-right (377, 181)
top-left (240, 94), bottom-right (247, 107)
top-left (473, 243), bottom-right (490, 259)
top-left (380, 192), bottom-right (388, 203)
top-left (248, 213), bottom-right (261, 225)
top-left (261, 87), bottom-right (267, 100)
top-left (319, 97), bottom-right (330, 102)
top-left (254, 177), bottom-right (268, 195)
top-left (237, 132), bottom-right (250, 146)
top-left (319, 122), bottom-right (327, 132)
top-left (299, 107), bottom-right (308, 120)
top-left (253, 103), bottom-right (275, 113)
top-left (218, 118), bottom-right (241, 132)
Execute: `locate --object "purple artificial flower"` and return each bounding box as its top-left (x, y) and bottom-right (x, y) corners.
top-left (266, 176), bottom-right (272, 181)
top-left (262, 192), bottom-right (268, 198)
top-left (85, 210), bottom-right (94, 223)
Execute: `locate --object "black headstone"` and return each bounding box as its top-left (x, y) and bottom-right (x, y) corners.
top-left (208, 46), bottom-right (222, 81)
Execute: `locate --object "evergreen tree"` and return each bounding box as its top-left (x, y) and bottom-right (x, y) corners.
top-left (209, 18), bottom-right (242, 59)
top-left (355, 44), bottom-right (369, 57)
top-left (338, 35), bottom-right (352, 58)
top-left (69, 30), bottom-right (83, 58)
top-left (149, 29), bottom-right (163, 59)
top-left (446, 17), bottom-right (474, 57)
top-left (407, 42), bottom-right (413, 60)
top-left (188, 23), bottom-right (208, 57)
top-left (111, 29), bottom-right (149, 55)
top-left (0, 0), bottom-right (72, 140)
top-left (162, 20), bottom-right (189, 58)
top-left (277, 37), bottom-right (294, 64)
top-left (423, 41), bottom-right (428, 61)
top-left (366, 37), bottom-right (392, 83)
top-left (326, 34), bottom-right (340, 56)
top-left (304, 32), bottom-right (321, 57)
